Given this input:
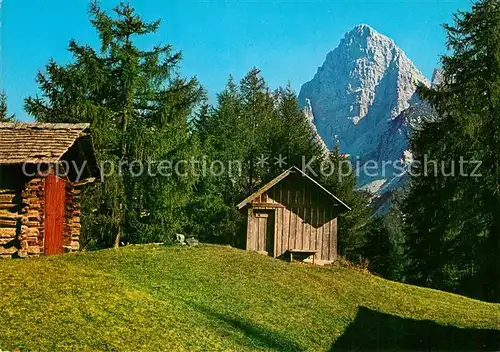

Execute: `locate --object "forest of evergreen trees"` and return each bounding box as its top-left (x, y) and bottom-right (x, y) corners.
top-left (1, 0), bottom-right (498, 303)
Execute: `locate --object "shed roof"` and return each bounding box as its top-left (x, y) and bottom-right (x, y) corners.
top-left (237, 166), bottom-right (351, 211)
top-left (0, 123), bottom-right (100, 179)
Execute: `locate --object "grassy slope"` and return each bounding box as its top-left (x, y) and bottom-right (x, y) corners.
top-left (0, 245), bottom-right (499, 351)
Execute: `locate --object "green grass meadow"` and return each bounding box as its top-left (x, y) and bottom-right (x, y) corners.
top-left (0, 245), bottom-right (499, 351)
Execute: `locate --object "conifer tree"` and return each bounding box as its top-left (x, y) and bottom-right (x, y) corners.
top-left (238, 68), bottom-right (277, 191)
top-left (189, 91), bottom-right (246, 245)
top-left (0, 93), bottom-right (15, 122)
top-left (25, 2), bottom-right (203, 248)
top-left (272, 84), bottom-right (323, 168)
top-left (404, 0), bottom-right (500, 301)
top-left (317, 145), bottom-right (371, 260)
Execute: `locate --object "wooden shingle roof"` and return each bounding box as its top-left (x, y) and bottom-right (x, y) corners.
top-left (0, 123), bottom-right (91, 164)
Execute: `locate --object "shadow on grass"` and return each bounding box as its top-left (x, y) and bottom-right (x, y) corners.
top-left (188, 303), bottom-right (303, 351)
top-left (331, 306), bottom-right (500, 351)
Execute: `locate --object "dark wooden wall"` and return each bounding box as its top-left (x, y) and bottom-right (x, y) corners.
top-left (245, 175), bottom-right (342, 263)
top-left (0, 165), bottom-right (81, 258)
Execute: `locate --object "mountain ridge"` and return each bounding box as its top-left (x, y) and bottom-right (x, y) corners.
top-left (299, 24), bottom-right (432, 196)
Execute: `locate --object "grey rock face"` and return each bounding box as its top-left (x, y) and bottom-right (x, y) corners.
top-left (431, 68), bottom-right (445, 87)
top-left (303, 98), bottom-right (329, 153)
top-left (299, 24), bottom-right (432, 195)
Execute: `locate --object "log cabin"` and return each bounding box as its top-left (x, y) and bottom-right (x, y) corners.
top-left (0, 123), bottom-right (100, 258)
top-left (237, 166), bottom-right (350, 265)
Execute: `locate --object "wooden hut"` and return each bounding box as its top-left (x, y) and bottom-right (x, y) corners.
top-left (0, 123), bottom-right (100, 258)
top-left (237, 166), bottom-right (350, 264)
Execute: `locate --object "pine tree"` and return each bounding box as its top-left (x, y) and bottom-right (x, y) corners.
top-left (239, 68), bottom-right (277, 191)
top-left (359, 217), bottom-right (393, 276)
top-left (25, 2), bottom-right (203, 248)
top-left (404, 0), bottom-right (500, 301)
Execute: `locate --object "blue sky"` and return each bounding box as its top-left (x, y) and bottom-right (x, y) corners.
top-left (2, 0), bottom-right (471, 121)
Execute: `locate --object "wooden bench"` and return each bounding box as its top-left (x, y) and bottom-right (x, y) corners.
top-left (288, 249), bottom-right (318, 264)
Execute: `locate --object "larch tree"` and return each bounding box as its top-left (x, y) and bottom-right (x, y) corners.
top-left (25, 2), bottom-right (204, 248)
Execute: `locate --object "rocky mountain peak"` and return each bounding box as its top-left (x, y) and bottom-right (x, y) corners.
top-left (299, 24), bottom-right (429, 146)
top-left (345, 23), bottom-right (392, 46)
top-left (431, 68), bottom-right (444, 87)
top-left (299, 24), bottom-right (431, 197)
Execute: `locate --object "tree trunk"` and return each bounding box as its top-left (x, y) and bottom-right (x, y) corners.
top-left (113, 223), bottom-right (121, 249)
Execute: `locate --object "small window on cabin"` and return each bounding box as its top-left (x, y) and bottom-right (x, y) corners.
top-left (261, 193), bottom-right (268, 203)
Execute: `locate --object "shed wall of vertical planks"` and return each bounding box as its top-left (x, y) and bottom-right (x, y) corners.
top-left (244, 173), bottom-right (342, 263)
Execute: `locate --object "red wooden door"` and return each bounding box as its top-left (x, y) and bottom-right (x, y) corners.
top-left (44, 174), bottom-right (66, 255)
